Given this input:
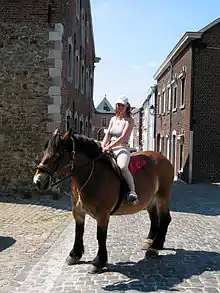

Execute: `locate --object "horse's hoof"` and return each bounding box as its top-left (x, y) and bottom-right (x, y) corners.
top-left (142, 243), bottom-right (151, 250)
top-left (65, 255), bottom-right (80, 265)
top-left (88, 265), bottom-right (103, 274)
top-left (145, 248), bottom-right (159, 258)
top-left (142, 239), bottom-right (153, 250)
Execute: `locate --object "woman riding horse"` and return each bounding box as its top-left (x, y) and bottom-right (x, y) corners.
top-left (101, 95), bottom-right (138, 204)
top-left (33, 126), bottom-right (174, 274)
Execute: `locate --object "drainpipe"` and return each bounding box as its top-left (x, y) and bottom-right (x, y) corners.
top-left (169, 61), bottom-right (174, 161)
top-left (189, 45), bottom-right (195, 184)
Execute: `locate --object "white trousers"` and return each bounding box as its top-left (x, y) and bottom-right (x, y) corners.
top-left (112, 146), bottom-right (135, 191)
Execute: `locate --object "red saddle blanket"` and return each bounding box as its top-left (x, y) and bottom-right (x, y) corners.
top-left (128, 156), bottom-right (147, 175)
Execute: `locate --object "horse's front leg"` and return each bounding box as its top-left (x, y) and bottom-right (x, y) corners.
top-left (66, 196), bottom-right (85, 265)
top-left (90, 217), bottom-right (109, 274)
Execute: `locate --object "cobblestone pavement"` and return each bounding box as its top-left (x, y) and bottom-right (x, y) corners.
top-left (1, 182), bottom-right (220, 293)
top-left (0, 193), bottom-right (72, 292)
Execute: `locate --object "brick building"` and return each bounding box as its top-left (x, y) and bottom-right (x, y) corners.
top-left (0, 0), bottom-right (99, 191)
top-left (129, 108), bottom-right (142, 151)
top-left (154, 18), bottom-right (220, 183)
top-left (92, 95), bottom-right (115, 141)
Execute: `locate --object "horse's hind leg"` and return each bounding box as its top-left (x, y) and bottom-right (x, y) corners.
top-left (142, 198), bottom-right (160, 250)
top-left (151, 190), bottom-right (172, 250)
top-left (66, 196), bottom-right (85, 265)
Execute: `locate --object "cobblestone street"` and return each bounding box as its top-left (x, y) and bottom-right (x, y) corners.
top-left (1, 182), bottom-right (220, 293)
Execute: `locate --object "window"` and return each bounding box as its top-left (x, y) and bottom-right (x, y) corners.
top-left (181, 77), bottom-right (185, 106)
top-left (166, 136), bottom-right (170, 160)
top-left (172, 134), bottom-right (176, 171)
top-left (74, 118), bottom-right (78, 133)
top-left (162, 91), bottom-right (166, 114)
top-left (86, 20), bottom-right (89, 44)
top-left (76, 0), bottom-right (80, 20)
top-left (81, 9), bottom-right (85, 47)
top-left (79, 121), bottom-right (83, 134)
top-left (161, 137), bottom-right (165, 155)
top-left (179, 143), bottom-right (184, 171)
top-left (172, 86), bottom-right (177, 110)
top-left (85, 121), bottom-right (88, 135)
top-left (167, 87), bottom-right (171, 111)
top-left (90, 70), bottom-right (93, 97)
top-left (75, 50), bottom-right (79, 88)
top-left (66, 115), bottom-right (70, 131)
top-left (81, 61), bottom-right (85, 94)
top-left (103, 103), bottom-right (110, 111)
top-left (157, 94), bottom-right (161, 114)
top-left (86, 68), bottom-right (89, 98)
top-left (101, 117), bottom-right (107, 127)
top-left (67, 37), bottom-right (74, 80)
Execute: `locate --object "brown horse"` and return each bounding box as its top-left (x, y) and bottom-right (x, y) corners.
top-left (33, 129), bottom-right (174, 273)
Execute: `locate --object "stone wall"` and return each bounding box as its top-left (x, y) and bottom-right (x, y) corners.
top-left (0, 22), bottom-right (62, 192)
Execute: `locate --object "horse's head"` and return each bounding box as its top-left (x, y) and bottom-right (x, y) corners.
top-left (33, 128), bottom-right (75, 191)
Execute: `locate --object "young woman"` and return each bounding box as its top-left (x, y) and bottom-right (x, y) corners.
top-left (101, 95), bottom-right (138, 204)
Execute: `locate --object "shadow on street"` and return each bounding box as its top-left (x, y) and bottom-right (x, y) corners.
top-left (0, 181), bottom-right (220, 216)
top-left (0, 236), bottom-right (16, 252)
top-left (102, 248), bottom-right (220, 292)
top-left (170, 181), bottom-right (220, 216)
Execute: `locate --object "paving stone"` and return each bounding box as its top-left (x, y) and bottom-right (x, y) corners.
top-left (1, 182), bottom-right (220, 293)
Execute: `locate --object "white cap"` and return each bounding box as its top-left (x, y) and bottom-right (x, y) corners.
top-left (116, 95), bottom-right (129, 105)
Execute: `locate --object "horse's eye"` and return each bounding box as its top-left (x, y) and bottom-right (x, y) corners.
top-left (52, 154), bottom-right (59, 160)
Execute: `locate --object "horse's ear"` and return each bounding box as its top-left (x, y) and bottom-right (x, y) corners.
top-left (53, 128), bottom-right (59, 136)
top-left (63, 128), bottom-right (73, 139)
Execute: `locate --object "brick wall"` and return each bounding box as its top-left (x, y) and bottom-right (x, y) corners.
top-left (192, 22), bottom-right (220, 182)
top-left (156, 46), bottom-right (192, 180)
top-left (92, 112), bottom-right (114, 140)
top-left (61, 0), bottom-right (95, 136)
top-left (132, 109), bottom-right (142, 150)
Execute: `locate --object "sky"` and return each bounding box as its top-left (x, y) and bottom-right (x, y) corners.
top-left (90, 0), bottom-right (220, 108)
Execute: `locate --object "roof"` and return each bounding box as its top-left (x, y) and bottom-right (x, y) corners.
top-left (153, 17), bottom-right (220, 80)
top-left (142, 85), bottom-right (157, 107)
top-left (95, 96), bottom-right (115, 114)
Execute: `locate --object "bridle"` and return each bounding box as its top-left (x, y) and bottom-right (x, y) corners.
top-left (36, 137), bottom-right (104, 192)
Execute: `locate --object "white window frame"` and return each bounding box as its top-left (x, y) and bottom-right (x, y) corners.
top-left (76, 0), bottom-right (81, 20)
top-left (167, 85), bottom-right (171, 112)
top-left (101, 117), bottom-right (107, 127)
top-left (166, 136), bottom-right (170, 160)
top-left (162, 90), bottom-right (166, 114)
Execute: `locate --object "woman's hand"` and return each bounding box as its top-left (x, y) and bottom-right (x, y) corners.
top-left (103, 145), bottom-right (111, 152)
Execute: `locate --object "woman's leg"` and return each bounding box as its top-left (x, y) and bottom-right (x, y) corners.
top-left (113, 148), bottom-right (138, 203)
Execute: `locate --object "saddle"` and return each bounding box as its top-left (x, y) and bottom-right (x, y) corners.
top-left (104, 150), bottom-right (147, 180)
top-left (104, 151), bottom-right (147, 215)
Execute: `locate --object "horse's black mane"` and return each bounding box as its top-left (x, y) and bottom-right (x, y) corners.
top-left (73, 134), bottom-right (103, 158)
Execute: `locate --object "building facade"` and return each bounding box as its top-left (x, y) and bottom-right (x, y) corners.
top-left (92, 95), bottom-right (115, 141)
top-left (142, 85), bottom-right (157, 151)
top-left (154, 18), bottom-right (220, 183)
top-left (130, 108), bottom-right (142, 150)
top-left (0, 0), bottom-right (98, 191)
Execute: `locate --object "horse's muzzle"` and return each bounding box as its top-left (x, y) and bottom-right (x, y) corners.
top-left (33, 172), bottom-right (50, 191)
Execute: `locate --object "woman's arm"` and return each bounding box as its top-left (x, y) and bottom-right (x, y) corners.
top-left (108, 117), bottom-right (134, 149)
top-left (101, 117), bottom-right (114, 148)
